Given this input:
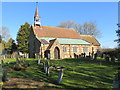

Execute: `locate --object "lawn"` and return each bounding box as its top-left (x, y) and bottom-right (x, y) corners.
top-left (1, 57), bottom-right (119, 89)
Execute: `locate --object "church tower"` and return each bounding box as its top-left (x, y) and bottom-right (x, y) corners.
top-left (34, 2), bottom-right (41, 26)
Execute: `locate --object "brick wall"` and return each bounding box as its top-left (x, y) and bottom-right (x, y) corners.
top-left (41, 43), bottom-right (100, 59)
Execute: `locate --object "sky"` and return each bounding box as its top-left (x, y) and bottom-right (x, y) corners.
top-left (2, 2), bottom-right (119, 48)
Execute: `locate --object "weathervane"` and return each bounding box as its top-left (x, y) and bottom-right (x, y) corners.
top-left (36, 2), bottom-right (38, 6)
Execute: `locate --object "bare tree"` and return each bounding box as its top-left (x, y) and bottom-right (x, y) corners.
top-left (57, 20), bottom-right (101, 38)
top-left (0, 27), bottom-right (11, 42)
top-left (57, 20), bottom-right (77, 29)
top-left (80, 22), bottom-right (101, 38)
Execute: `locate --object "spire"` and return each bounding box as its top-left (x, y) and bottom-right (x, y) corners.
top-left (34, 2), bottom-right (41, 26)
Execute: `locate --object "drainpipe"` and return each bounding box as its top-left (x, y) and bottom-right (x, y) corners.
top-left (69, 44), bottom-right (71, 58)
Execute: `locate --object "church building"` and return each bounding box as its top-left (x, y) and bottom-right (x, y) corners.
top-left (28, 4), bottom-right (100, 59)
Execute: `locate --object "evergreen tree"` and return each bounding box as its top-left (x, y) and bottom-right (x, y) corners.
top-left (0, 35), bottom-right (2, 43)
top-left (4, 38), bottom-right (15, 54)
top-left (16, 22), bottom-right (30, 53)
top-left (115, 25), bottom-right (120, 47)
top-left (0, 35), bottom-right (2, 54)
top-left (1, 40), bottom-right (6, 51)
top-left (116, 26), bottom-right (120, 47)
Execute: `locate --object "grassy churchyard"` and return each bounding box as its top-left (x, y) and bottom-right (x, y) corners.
top-left (1, 57), bottom-right (119, 89)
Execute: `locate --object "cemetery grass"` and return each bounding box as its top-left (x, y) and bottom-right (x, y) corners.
top-left (2, 58), bottom-right (119, 89)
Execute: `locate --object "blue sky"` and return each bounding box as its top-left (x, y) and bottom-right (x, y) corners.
top-left (2, 2), bottom-right (118, 48)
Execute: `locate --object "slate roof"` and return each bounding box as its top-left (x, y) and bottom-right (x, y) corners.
top-left (32, 25), bottom-right (100, 46)
top-left (80, 35), bottom-right (100, 46)
top-left (39, 38), bottom-right (91, 45)
top-left (33, 25), bottom-right (81, 39)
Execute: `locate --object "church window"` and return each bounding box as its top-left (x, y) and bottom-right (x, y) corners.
top-left (63, 46), bottom-right (67, 52)
top-left (73, 47), bottom-right (77, 52)
top-left (83, 47), bottom-right (88, 52)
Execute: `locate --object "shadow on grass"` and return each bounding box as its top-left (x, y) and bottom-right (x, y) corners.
top-left (2, 58), bottom-right (118, 88)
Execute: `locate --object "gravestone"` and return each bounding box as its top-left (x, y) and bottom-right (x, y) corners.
top-left (2, 69), bottom-right (8, 82)
top-left (79, 54), bottom-right (81, 58)
top-left (0, 63), bottom-right (3, 89)
top-left (113, 67), bottom-right (120, 88)
top-left (111, 56), bottom-right (115, 62)
top-left (74, 53), bottom-right (76, 58)
top-left (89, 52), bottom-right (91, 58)
top-left (105, 55), bottom-right (110, 62)
top-left (94, 53), bottom-right (97, 60)
top-left (91, 52), bottom-right (94, 59)
top-left (44, 61), bottom-right (49, 74)
top-left (57, 67), bottom-right (64, 84)
top-left (43, 62), bottom-right (46, 72)
top-left (83, 53), bottom-right (86, 58)
top-left (48, 53), bottom-right (50, 60)
top-left (7, 61), bottom-right (10, 64)
top-left (117, 53), bottom-right (120, 61)
top-left (1, 60), bottom-right (4, 65)
top-left (76, 55), bottom-right (78, 59)
top-left (38, 55), bottom-right (41, 65)
top-left (46, 66), bottom-right (50, 76)
top-left (101, 53), bottom-right (104, 58)
top-left (103, 54), bottom-right (106, 59)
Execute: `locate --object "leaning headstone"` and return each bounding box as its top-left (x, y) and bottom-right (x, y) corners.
top-left (38, 55), bottom-right (41, 65)
top-left (1, 60), bottom-right (4, 65)
top-left (81, 53), bottom-right (84, 57)
top-left (46, 66), bottom-right (50, 76)
top-left (2, 69), bottom-right (8, 82)
top-left (113, 76), bottom-right (119, 88)
top-left (76, 55), bottom-right (78, 59)
top-left (57, 67), bottom-right (64, 84)
top-left (48, 53), bottom-right (50, 60)
top-left (94, 53), bottom-right (97, 60)
top-left (44, 61), bottom-right (49, 74)
top-left (91, 52), bottom-right (94, 59)
top-left (43, 62), bottom-right (46, 71)
top-left (113, 67), bottom-right (120, 88)
top-left (117, 53), bottom-right (120, 62)
top-left (89, 52), bottom-right (91, 58)
top-left (105, 55), bottom-right (110, 62)
top-left (0, 65), bottom-right (3, 89)
top-left (45, 62), bottom-right (47, 73)
top-left (111, 56), bottom-right (115, 62)
top-left (83, 53), bottom-right (86, 58)
top-left (74, 53), bottom-right (76, 59)
top-left (79, 54), bottom-right (81, 58)
top-left (103, 54), bottom-right (106, 59)
top-left (101, 53), bottom-right (104, 58)
top-left (7, 61), bottom-right (10, 64)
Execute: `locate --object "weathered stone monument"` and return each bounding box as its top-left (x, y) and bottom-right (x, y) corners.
top-left (57, 67), bottom-right (64, 84)
top-left (44, 61), bottom-right (49, 75)
top-left (111, 56), bottom-right (115, 62)
top-left (113, 67), bottom-right (120, 88)
top-left (117, 53), bottom-right (120, 62)
top-left (91, 51), bottom-right (94, 59)
top-left (0, 64), bottom-right (3, 89)
top-left (94, 53), bottom-right (97, 60)
top-left (83, 53), bottom-right (86, 58)
top-left (2, 69), bottom-right (9, 82)
top-left (105, 55), bottom-right (110, 62)
top-left (38, 55), bottom-right (41, 65)
top-left (1, 60), bottom-right (4, 66)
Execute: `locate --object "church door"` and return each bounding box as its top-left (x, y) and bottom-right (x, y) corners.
top-left (54, 47), bottom-right (60, 59)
